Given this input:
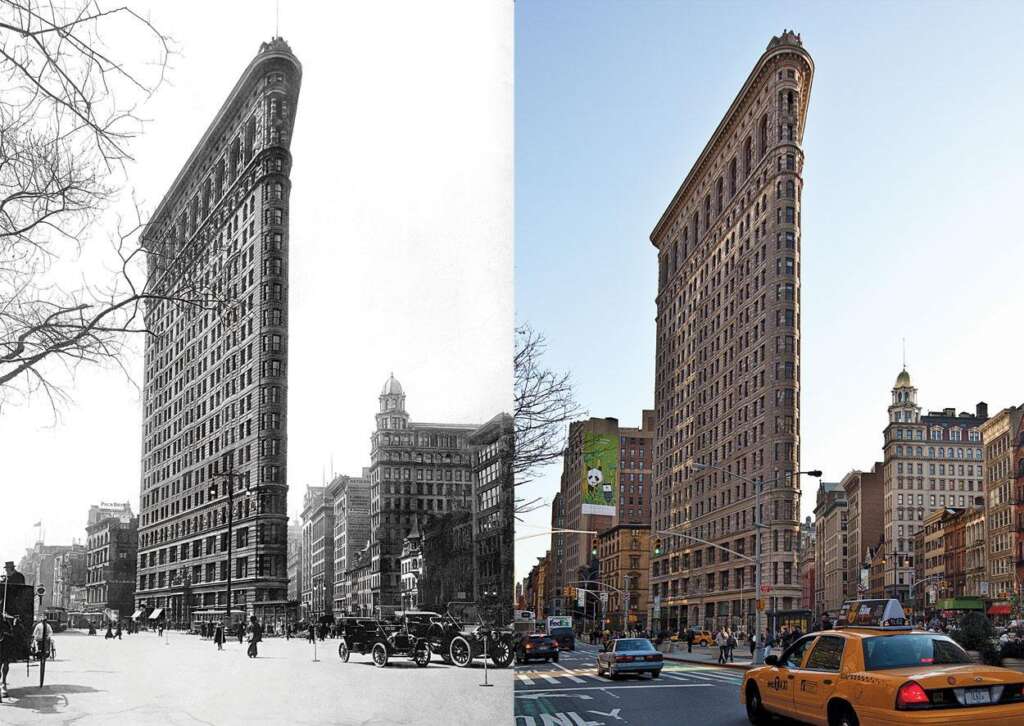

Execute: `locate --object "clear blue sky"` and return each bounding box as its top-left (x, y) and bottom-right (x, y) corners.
top-left (515, 0), bottom-right (1024, 582)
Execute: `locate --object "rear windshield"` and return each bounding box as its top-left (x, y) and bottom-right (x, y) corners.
top-left (550, 627), bottom-right (574, 637)
top-left (616, 639), bottom-right (655, 652)
top-left (862, 634), bottom-right (972, 670)
top-left (528, 635), bottom-right (551, 642)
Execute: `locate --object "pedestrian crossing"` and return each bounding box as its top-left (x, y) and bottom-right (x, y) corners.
top-left (514, 663), bottom-right (745, 689)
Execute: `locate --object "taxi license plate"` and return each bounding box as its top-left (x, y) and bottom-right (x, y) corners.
top-left (964, 688), bottom-right (991, 705)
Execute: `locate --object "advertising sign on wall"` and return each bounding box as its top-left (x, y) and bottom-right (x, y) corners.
top-left (581, 431), bottom-right (618, 516)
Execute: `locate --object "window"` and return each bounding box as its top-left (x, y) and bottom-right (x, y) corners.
top-left (780, 635), bottom-right (814, 668)
top-left (805, 636), bottom-right (845, 671)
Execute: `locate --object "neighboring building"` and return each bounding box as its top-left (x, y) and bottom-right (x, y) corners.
top-left (649, 31), bottom-right (813, 633)
top-left (867, 544), bottom-right (886, 599)
top-left (368, 374), bottom-right (478, 615)
top-left (135, 38), bottom-right (301, 626)
top-left (595, 523), bottom-right (650, 631)
top-left (344, 543), bottom-right (373, 617)
top-left (548, 492), bottom-right (565, 617)
top-left (964, 507), bottom-right (987, 603)
top-left (286, 518), bottom-right (301, 603)
top-left (798, 515), bottom-right (816, 610)
top-left (85, 508), bottom-right (138, 621)
top-left (19, 543), bottom-right (73, 608)
top-left (841, 464), bottom-right (883, 601)
top-left (920, 508), bottom-right (950, 607)
top-left (299, 485), bottom-right (332, 617)
top-left (555, 413), bottom-right (653, 626)
top-left (882, 367), bottom-right (987, 602)
top-left (331, 471), bottom-right (371, 614)
top-left (813, 482), bottom-right (847, 616)
top-left (417, 511), bottom-right (473, 610)
top-left (980, 405), bottom-right (1024, 607)
top-left (468, 413), bottom-right (514, 625)
top-left (52, 545), bottom-right (87, 611)
top-left (88, 502), bottom-right (133, 527)
top-left (399, 520), bottom-right (423, 611)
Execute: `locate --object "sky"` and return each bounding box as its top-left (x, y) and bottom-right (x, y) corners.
top-left (0, 0), bottom-right (512, 561)
top-left (514, 0), bottom-right (1024, 582)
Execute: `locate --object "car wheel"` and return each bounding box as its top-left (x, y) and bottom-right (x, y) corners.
top-left (371, 642), bottom-right (389, 668)
top-left (651, 670), bottom-right (661, 679)
top-left (413, 644), bottom-right (431, 668)
top-left (596, 662), bottom-right (604, 676)
top-left (829, 704), bottom-right (859, 726)
top-left (552, 653), bottom-right (559, 663)
top-left (338, 641), bottom-right (350, 662)
top-left (450, 636), bottom-right (473, 667)
top-left (745, 684), bottom-right (770, 725)
top-left (490, 639), bottom-right (514, 668)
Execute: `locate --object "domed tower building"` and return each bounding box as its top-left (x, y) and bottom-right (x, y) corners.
top-left (881, 367), bottom-right (988, 609)
top-left (367, 374), bottom-right (480, 616)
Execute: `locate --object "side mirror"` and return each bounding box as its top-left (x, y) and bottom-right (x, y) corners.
top-left (764, 655), bottom-right (779, 666)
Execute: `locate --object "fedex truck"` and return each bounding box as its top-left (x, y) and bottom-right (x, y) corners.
top-left (546, 616), bottom-right (575, 651)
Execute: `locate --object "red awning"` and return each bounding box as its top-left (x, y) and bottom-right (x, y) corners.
top-left (988, 604), bottom-right (1011, 615)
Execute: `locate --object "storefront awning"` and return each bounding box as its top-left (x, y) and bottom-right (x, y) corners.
top-left (148, 608), bottom-right (164, 620)
top-left (130, 609), bottom-right (143, 620)
top-left (989, 604), bottom-right (1012, 615)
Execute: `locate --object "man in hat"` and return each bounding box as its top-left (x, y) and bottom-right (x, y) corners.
top-left (2, 562), bottom-right (25, 585)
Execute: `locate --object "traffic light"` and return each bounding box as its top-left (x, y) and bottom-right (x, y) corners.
top-left (654, 538), bottom-right (663, 557)
top-left (591, 545), bottom-right (598, 557)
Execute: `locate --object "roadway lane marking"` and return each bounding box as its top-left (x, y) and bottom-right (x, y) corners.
top-left (538, 672), bottom-right (560, 684)
top-left (550, 661), bottom-right (585, 683)
top-left (514, 683), bottom-right (713, 695)
top-left (517, 673), bottom-right (536, 685)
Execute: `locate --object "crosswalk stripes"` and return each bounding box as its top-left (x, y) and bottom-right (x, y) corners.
top-left (515, 664), bottom-right (744, 688)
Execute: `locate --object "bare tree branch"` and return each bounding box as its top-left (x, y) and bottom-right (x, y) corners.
top-left (514, 323), bottom-right (586, 487)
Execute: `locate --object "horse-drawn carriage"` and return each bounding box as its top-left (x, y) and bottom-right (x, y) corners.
top-left (0, 581), bottom-right (52, 701)
top-left (336, 615), bottom-right (432, 668)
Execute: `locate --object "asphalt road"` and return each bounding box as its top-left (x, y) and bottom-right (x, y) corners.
top-left (0, 629), bottom-right (511, 725)
top-left (514, 642), bottom-right (756, 726)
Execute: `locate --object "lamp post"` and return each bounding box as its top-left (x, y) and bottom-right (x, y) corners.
top-left (688, 462), bottom-right (821, 664)
top-left (210, 465), bottom-right (251, 631)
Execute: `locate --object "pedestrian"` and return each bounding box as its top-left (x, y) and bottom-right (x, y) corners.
top-left (246, 616), bottom-right (262, 658)
top-left (749, 631), bottom-right (756, 657)
top-left (104, 623), bottom-right (114, 639)
top-left (686, 626), bottom-right (694, 653)
top-left (285, 624), bottom-right (292, 641)
top-left (716, 628), bottom-right (728, 664)
top-left (237, 623), bottom-right (244, 644)
top-left (726, 628), bottom-right (737, 662)
top-left (307, 623), bottom-right (315, 643)
top-left (214, 622), bottom-right (225, 651)
top-left (116, 622), bottom-right (123, 640)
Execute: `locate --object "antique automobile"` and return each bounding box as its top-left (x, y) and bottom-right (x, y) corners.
top-left (426, 602), bottom-right (515, 668)
top-left (336, 615), bottom-right (431, 668)
top-left (1, 581), bottom-right (52, 701)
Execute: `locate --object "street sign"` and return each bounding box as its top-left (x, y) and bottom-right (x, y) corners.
top-left (759, 584), bottom-right (772, 594)
top-left (756, 598), bottom-right (765, 611)
top-left (653, 595), bottom-right (661, 618)
top-left (577, 589), bottom-right (585, 608)
top-left (981, 581), bottom-right (990, 595)
top-left (599, 592), bottom-right (608, 607)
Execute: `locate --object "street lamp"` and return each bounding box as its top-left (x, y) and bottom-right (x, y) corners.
top-left (689, 462), bottom-right (821, 664)
top-left (210, 464), bottom-right (252, 630)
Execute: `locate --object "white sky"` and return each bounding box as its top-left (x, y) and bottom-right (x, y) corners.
top-left (0, 0), bottom-right (513, 561)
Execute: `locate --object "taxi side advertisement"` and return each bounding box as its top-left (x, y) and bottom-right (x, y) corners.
top-left (581, 431), bottom-right (618, 515)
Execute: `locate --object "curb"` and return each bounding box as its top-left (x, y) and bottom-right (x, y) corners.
top-left (663, 654), bottom-right (752, 671)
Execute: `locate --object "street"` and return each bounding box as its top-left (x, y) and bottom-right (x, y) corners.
top-left (514, 643), bottom-right (759, 726)
top-left (0, 629), bottom-right (511, 725)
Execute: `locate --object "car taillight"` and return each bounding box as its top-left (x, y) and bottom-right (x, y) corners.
top-left (525, 643), bottom-right (533, 650)
top-left (896, 681), bottom-right (931, 710)
top-left (552, 643), bottom-right (558, 649)
top-left (615, 655), bottom-right (634, 662)
top-left (645, 654), bottom-right (661, 661)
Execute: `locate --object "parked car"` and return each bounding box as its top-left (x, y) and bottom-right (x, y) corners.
top-left (596, 638), bottom-right (663, 679)
top-left (425, 601), bottom-right (515, 668)
top-left (690, 629), bottom-right (714, 647)
top-left (516, 633), bottom-right (559, 664)
top-left (336, 615), bottom-right (431, 668)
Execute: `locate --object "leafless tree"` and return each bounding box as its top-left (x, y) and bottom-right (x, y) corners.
top-left (514, 323), bottom-right (585, 492)
top-left (0, 1), bottom-right (218, 412)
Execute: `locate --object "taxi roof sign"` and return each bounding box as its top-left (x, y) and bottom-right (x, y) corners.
top-left (836, 598), bottom-right (911, 630)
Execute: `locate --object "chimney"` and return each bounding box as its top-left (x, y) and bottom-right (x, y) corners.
top-left (976, 402), bottom-right (988, 419)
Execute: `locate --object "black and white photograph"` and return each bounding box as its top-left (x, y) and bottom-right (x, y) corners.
top-left (0, 1), bottom-right (512, 723)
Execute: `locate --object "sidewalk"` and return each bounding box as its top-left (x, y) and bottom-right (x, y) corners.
top-left (656, 642), bottom-right (781, 671)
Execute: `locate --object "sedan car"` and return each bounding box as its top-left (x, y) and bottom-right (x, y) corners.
top-left (741, 599), bottom-right (1024, 726)
top-left (516, 633), bottom-right (559, 664)
top-left (597, 638), bottom-right (663, 679)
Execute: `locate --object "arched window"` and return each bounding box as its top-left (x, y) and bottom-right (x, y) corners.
top-left (729, 158), bottom-right (737, 197)
top-left (743, 137), bottom-right (752, 177)
top-left (787, 91), bottom-right (795, 114)
top-left (715, 177), bottom-right (723, 215)
top-left (785, 180), bottom-right (795, 198)
top-left (759, 115), bottom-right (768, 158)
top-left (244, 117), bottom-right (257, 162)
top-left (703, 195), bottom-right (711, 229)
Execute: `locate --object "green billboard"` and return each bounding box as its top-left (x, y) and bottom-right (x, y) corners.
top-left (581, 431), bottom-right (618, 515)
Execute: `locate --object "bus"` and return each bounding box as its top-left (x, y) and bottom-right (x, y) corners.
top-left (42, 606), bottom-right (68, 632)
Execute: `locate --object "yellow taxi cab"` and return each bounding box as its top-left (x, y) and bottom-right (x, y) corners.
top-left (674, 629), bottom-right (714, 646)
top-left (740, 598), bottom-right (1024, 725)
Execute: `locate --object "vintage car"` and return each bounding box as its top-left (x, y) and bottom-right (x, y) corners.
top-left (741, 598), bottom-right (1024, 726)
top-left (426, 602), bottom-right (515, 668)
top-left (336, 615), bottom-right (431, 668)
top-left (596, 637), bottom-right (662, 679)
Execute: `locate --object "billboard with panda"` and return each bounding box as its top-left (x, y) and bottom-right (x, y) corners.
top-left (581, 431), bottom-right (618, 515)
